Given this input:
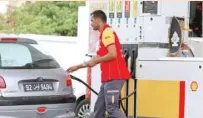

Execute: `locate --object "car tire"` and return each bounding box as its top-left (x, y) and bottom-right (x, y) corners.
top-left (75, 99), bottom-right (91, 118)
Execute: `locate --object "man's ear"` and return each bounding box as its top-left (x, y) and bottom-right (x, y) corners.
top-left (96, 18), bottom-right (102, 23)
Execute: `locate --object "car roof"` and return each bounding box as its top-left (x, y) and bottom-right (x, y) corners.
top-left (0, 37), bottom-right (38, 44)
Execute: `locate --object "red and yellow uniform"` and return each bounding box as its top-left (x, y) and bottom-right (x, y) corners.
top-left (96, 24), bottom-right (131, 82)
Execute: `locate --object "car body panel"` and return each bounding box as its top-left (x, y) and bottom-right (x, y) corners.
top-left (0, 103), bottom-right (75, 118)
top-left (0, 68), bottom-right (72, 97)
top-left (0, 38), bottom-right (76, 118)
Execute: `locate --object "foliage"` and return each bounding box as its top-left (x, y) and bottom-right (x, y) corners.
top-left (0, 1), bottom-right (85, 36)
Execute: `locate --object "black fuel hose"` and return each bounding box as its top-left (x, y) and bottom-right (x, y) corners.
top-left (69, 75), bottom-right (136, 100)
top-left (70, 75), bottom-right (98, 95)
top-left (69, 74), bottom-right (136, 114)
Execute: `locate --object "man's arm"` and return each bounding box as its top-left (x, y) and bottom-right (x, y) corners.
top-left (92, 28), bottom-right (117, 64)
top-left (74, 28), bottom-right (117, 69)
top-left (75, 55), bottom-right (100, 68)
top-left (80, 45), bottom-right (116, 68)
top-left (91, 45), bottom-right (117, 64)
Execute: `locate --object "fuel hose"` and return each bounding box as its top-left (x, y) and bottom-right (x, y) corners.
top-left (69, 74), bottom-right (136, 115)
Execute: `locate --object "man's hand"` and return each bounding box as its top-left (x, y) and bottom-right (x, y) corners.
top-left (67, 65), bottom-right (80, 73)
top-left (66, 57), bottom-right (98, 73)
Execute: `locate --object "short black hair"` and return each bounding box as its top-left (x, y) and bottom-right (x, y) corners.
top-left (91, 10), bottom-right (107, 23)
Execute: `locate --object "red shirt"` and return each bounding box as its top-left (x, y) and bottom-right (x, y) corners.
top-left (96, 24), bottom-right (131, 82)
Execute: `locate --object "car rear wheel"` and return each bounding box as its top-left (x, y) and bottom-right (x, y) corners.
top-left (75, 99), bottom-right (91, 118)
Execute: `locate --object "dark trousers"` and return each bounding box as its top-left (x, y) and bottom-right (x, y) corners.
top-left (93, 80), bottom-right (127, 118)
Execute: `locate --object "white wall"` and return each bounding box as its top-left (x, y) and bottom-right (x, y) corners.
top-left (188, 38), bottom-right (202, 57)
top-left (0, 1), bottom-right (8, 14)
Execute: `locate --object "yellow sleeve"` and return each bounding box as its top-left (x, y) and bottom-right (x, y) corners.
top-left (102, 28), bottom-right (115, 47)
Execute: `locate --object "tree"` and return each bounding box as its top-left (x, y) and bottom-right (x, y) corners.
top-left (0, 1), bottom-right (85, 36)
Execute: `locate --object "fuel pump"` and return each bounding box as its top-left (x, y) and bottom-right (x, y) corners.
top-left (120, 44), bottom-right (130, 116)
top-left (130, 44), bottom-right (138, 117)
top-left (120, 44), bottom-right (138, 117)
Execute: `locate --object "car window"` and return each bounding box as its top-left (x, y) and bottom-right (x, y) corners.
top-left (0, 43), bottom-right (60, 69)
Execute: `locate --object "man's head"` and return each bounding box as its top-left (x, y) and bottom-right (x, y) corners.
top-left (90, 10), bottom-right (107, 31)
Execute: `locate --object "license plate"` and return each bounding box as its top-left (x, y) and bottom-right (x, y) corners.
top-left (23, 83), bottom-right (54, 92)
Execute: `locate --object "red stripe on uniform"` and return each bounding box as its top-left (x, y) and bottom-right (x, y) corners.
top-left (179, 81), bottom-right (185, 118)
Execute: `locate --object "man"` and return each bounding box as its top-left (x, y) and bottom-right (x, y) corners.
top-left (67, 10), bottom-right (130, 118)
top-left (190, 2), bottom-right (202, 37)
